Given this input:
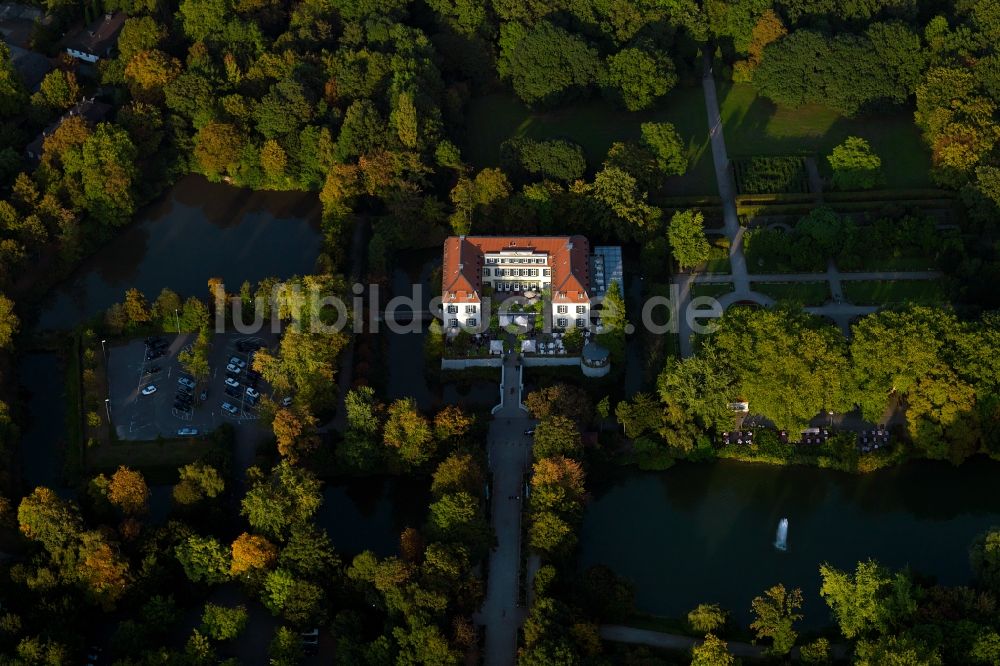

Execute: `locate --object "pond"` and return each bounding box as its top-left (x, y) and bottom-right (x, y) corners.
top-left (579, 459), bottom-right (1000, 628)
top-left (384, 253), bottom-right (439, 409)
top-left (17, 353), bottom-right (67, 489)
top-left (37, 175), bottom-right (322, 330)
top-left (317, 476), bottom-right (430, 558)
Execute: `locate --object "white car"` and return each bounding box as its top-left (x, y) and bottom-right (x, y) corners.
top-left (178, 377), bottom-right (196, 390)
top-left (221, 402), bottom-right (239, 415)
top-left (177, 427), bottom-right (199, 436)
top-left (225, 377), bottom-right (240, 389)
top-left (141, 384), bottom-right (157, 396)
top-left (226, 363), bottom-right (241, 374)
top-left (246, 387), bottom-right (260, 399)
top-left (229, 356), bottom-right (247, 369)
top-left (281, 396), bottom-right (293, 407)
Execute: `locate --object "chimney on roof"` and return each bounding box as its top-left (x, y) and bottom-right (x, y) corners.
top-left (567, 241), bottom-right (574, 250)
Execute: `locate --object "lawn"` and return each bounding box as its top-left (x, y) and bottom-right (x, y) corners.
top-left (700, 239), bottom-right (731, 274)
top-left (843, 280), bottom-right (948, 306)
top-left (690, 282), bottom-right (734, 300)
top-left (463, 86), bottom-right (715, 196)
top-left (88, 438), bottom-right (214, 482)
top-left (753, 281), bottom-right (830, 306)
top-left (718, 83), bottom-right (932, 189)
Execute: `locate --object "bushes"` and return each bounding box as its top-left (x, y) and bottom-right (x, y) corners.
top-left (500, 137), bottom-right (586, 182)
top-left (734, 157), bottom-right (809, 194)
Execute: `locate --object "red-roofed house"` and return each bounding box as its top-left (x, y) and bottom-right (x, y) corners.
top-left (441, 236), bottom-right (592, 332)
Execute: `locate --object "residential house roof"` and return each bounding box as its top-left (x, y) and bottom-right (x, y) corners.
top-left (64, 11), bottom-right (124, 57)
top-left (25, 96), bottom-right (111, 160)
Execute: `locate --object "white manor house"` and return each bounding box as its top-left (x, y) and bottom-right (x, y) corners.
top-left (441, 235), bottom-right (622, 332)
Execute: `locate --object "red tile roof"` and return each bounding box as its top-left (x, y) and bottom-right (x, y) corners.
top-left (442, 236), bottom-right (590, 304)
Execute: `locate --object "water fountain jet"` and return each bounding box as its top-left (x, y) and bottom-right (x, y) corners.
top-left (774, 518), bottom-right (788, 551)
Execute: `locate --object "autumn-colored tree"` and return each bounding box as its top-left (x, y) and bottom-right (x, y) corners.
top-left (173, 462), bottom-right (225, 505)
top-left (77, 530), bottom-right (131, 609)
top-left (525, 384), bottom-right (592, 425)
top-left (108, 466), bottom-right (150, 516)
top-left (123, 288), bottom-right (152, 326)
top-left (391, 92), bottom-right (419, 148)
top-left (272, 407), bottom-right (320, 463)
top-left (42, 115), bottom-right (90, 167)
top-left (194, 123), bottom-right (244, 175)
top-left (35, 69), bottom-right (80, 111)
top-left (125, 49), bottom-right (182, 103)
top-left (399, 527), bottom-right (425, 563)
top-left (260, 139), bottom-right (287, 180)
top-left (433, 404), bottom-right (473, 441)
top-left (230, 532), bottom-right (278, 575)
top-left (17, 487), bottom-right (83, 555)
top-left (431, 453), bottom-right (485, 497)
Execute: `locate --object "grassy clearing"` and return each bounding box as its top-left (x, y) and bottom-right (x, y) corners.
top-left (719, 83), bottom-right (932, 189)
top-left (843, 280), bottom-right (948, 305)
top-left (87, 438), bottom-right (213, 480)
top-left (690, 282), bottom-right (734, 300)
top-left (753, 281), bottom-right (830, 305)
top-left (463, 87), bottom-right (715, 196)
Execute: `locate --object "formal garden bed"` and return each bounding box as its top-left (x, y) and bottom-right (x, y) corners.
top-left (843, 280), bottom-right (949, 306)
top-left (752, 282), bottom-right (830, 306)
top-left (733, 156), bottom-right (810, 194)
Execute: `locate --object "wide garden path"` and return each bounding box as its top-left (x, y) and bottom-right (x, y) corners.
top-left (674, 50), bottom-right (941, 355)
top-left (600, 625), bottom-right (850, 660)
top-left (476, 352), bottom-right (533, 666)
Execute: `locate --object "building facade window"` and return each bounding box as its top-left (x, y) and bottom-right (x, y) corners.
top-left (557, 318), bottom-right (567, 328)
top-left (447, 305), bottom-right (458, 314)
top-left (576, 305), bottom-right (586, 313)
top-left (465, 305), bottom-right (477, 313)
top-left (466, 318), bottom-right (477, 326)
top-left (576, 318), bottom-right (586, 328)
top-left (483, 268), bottom-right (490, 276)
top-left (449, 318), bottom-right (458, 327)
top-left (557, 305), bottom-right (568, 314)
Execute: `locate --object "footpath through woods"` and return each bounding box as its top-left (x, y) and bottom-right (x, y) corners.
top-left (476, 351), bottom-right (534, 666)
top-left (674, 50), bottom-right (940, 357)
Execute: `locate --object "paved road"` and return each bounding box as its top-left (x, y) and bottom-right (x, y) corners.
top-left (477, 353), bottom-right (532, 666)
top-left (690, 270), bottom-right (942, 285)
top-left (601, 626), bottom-right (763, 658)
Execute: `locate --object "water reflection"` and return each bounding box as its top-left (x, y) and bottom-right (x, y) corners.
top-left (38, 175), bottom-right (322, 330)
top-left (581, 459), bottom-right (1000, 627)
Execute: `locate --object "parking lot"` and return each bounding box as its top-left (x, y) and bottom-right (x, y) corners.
top-left (108, 332), bottom-right (278, 441)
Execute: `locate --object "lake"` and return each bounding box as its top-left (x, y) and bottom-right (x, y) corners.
top-left (37, 175), bottom-right (322, 330)
top-left (579, 459), bottom-right (1000, 628)
top-left (317, 476), bottom-right (430, 557)
top-left (17, 353), bottom-right (66, 489)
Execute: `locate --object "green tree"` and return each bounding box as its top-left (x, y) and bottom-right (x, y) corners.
top-left (241, 462), bottom-right (323, 539)
top-left (17, 487), bottom-right (83, 555)
top-left (78, 124), bottom-right (138, 227)
top-left (383, 398), bottom-right (435, 469)
top-left (499, 21), bottom-right (601, 105)
top-left (118, 16), bottom-right (166, 62)
top-left (604, 48), bottom-right (676, 111)
top-left (200, 604), bottom-right (247, 641)
top-left (173, 462), bottom-right (225, 505)
top-left (640, 122), bottom-right (687, 175)
top-left (828, 136), bottom-right (882, 190)
top-left (819, 560), bottom-right (915, 639)
top-left (269, 626), bottom-right (304, 665)
top-left (35, 70), bottom-right (80, 111)
top-left (176, 535), bottom-right (231, 584)
top-left (691, 633), bottom-right (735, 666)
top-left (749, 584), bottom-right (802, 656)
top-left (0, 41), bottom-right (25, 118)
top-left (667, 210), bottom-right (711, 269)
top-left (0, 293), bottom-right (18, 348)
top-left (800, 637), bottom-right (831, 664)
top-left (431, 453), bottom-right (484, 497)
top-left (971, 527), bottom-right (1000, 595)
top-left (688, 603), bottom-right (728, 634)
top-left (532, 415), bottom-right (582, 460)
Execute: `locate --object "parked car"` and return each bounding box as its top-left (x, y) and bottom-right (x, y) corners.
top-left (229, 356), bottom-right (247, 369)
top-left (141, 385), bottom-right (157, 396)
top-left (178, 377), bottom-right (196, 390)
top-left (224, 377), bottom-right (240, 389)
top-left (226, 363), bottom-right (241, 374)
top-left (245, 387), bottom-right (260, 399)
top-left (523, 428), bottom-right (535, 436)
top-left (173, 402), bottom-right (191, 412)
top-left (199, 389), bottom-right (208, 401)
top-left (221, 402), bottom-right (239, 415)
top-left (142, 365), bottom-right (161, 376)
top-left (300, 629), bottom-right (319, 655)
top-left (224, 386), bottom-right (241, 398)
top-left (281, 396), bottom-right (293, 407)
top-left (177, 427), bottom-right (199, 436)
